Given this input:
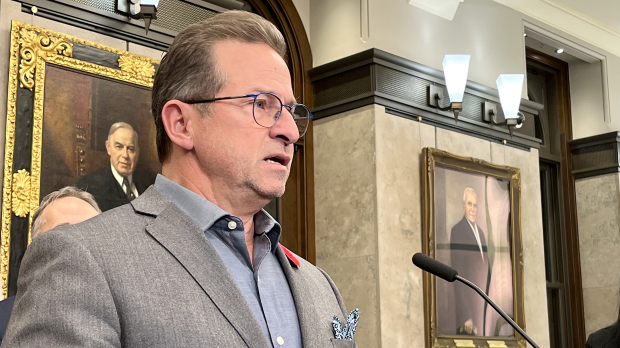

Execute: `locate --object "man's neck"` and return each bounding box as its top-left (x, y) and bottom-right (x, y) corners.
top-left (162, 162), bottom-right (265, 233)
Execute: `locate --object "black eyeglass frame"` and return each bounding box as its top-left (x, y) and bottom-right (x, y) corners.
top-left (182, 92), bottom-right (313, 138)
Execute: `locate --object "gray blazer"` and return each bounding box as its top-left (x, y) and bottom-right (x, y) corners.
top-left (2, 187), bottom-right (356, 348)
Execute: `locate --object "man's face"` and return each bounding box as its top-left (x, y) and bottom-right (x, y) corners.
top-left (189, 41), bottom-right (300, 201)
top-left (106, 128), bottom-right (139, 177)
top-left (462, 191), bottom-right (478, 224)
top-left (40, 197), bottom-right (99, 234)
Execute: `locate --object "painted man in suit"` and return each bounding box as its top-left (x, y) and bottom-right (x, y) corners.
top-left (3, 11), bottom-right (355, 348)
top-left (450, 187), bottom-right (490, 336)
top-left (76, 122), bottom-right (155, 212)
top-left (0, 186), bottom-right (100, 344)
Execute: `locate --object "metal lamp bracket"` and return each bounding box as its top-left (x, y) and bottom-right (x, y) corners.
top-left (428, 85), bottom-right (463, 121)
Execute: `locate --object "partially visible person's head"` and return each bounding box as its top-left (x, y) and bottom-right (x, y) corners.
top-left (152, 10), bottom-right (287, 164)
top-left (105, 122), bottom-right (139, 177)
top-left (462, 188), bottom-right (478, 224)
top-left (31, 186), bottom-right (101, 240)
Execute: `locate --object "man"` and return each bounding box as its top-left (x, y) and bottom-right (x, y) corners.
top-left (0, 187), bottom-right (100, 344)
top-left (450, 188), bottom-right (490, 336)
top-left (3, 11), bottom-right (355, 348)
top-left (76, 122), bottom-right (155, 212)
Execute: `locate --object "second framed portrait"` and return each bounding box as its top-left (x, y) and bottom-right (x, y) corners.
top-left (421, 147), bottom-right (525, 348)
top-left (1, 20), bottom-right (161, 298)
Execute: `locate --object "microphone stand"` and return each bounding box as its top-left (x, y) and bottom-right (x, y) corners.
top-left (456, 275), bottom-right (540, 348)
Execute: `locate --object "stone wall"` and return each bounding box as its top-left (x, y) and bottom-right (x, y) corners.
top-left (575, 174), bottom-right (620, 337)
top-left (314, 105), bottom-right (550, 348)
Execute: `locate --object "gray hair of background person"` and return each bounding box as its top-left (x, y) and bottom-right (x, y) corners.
top-left (108, 121), bottom-right (139, 144)
top-left (463, 187), bottom-right (476, 201)
top-left (151, 10), bottom-right (287, 164)
top-left (31, 186), bottom-right (101, 240)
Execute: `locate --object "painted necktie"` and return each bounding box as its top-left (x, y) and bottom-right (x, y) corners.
top-left (122, 176), bottom-right (135, 201)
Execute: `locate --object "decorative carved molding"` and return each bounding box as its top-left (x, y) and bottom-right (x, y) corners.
top-left (18, 27), bottom-right (72, 91)
top-left (118, 55), bottom-right (156, 79)
top-left (11, 170), bottom-right (31, 218)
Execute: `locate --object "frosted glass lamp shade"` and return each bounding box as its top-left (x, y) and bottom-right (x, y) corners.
top-left (496, 74), bottom-right (524, 119)
top-left (442, 55), bottom-right (470, 103)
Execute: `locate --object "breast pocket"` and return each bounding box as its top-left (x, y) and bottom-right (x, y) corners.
top-left (331, 338), bottom-right (358, 348)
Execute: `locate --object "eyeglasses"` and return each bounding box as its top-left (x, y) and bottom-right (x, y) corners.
top-left (183, 92), bottom-right (313, 138)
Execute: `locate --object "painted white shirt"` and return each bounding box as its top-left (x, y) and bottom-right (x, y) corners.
top-left (467, 220), bottom-right (484, 262)
top-left (110, 164), bottom-right (139, 198)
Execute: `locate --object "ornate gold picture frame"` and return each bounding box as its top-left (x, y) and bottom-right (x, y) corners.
top-left (2, 21), bottom-right (160, 298)
top-left (422, 147), bottom-right (525, 348)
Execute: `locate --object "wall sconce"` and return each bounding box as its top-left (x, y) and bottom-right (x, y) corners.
top-left (116, 0), bottom-right (160, 34)
top-left (483, 74), bottom-right (525, 136)
top-left (428, 55), bottom-right (470, 122)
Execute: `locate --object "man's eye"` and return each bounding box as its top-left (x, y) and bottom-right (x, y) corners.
top-left (255, 99), bottom-right (266, 109)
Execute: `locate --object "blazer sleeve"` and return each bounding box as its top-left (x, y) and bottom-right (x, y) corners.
top-left (1, 228), bottom-right (121, 348)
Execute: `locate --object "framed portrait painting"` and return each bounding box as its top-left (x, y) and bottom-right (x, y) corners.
top-left (421, 147), bottom-right (525, 348)
top-left (1, 21), bottom-right (161, 298)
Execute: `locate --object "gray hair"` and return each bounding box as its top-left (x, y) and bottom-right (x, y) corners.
top-left (463, 187), bottom-right (477, 202)
top-left (31, 186), bottom-right (101, 240)
top-left (151, 10), bottom-right (287, 164)
top-left (108, 122), bottom-right (138, 144)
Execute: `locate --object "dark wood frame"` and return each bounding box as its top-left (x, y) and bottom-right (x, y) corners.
top-left (526, 47), bottom-right (585, 348)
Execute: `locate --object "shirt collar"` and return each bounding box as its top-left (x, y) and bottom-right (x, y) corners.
top-left (110, 163), bottom-right (133, 187)
top-left (154, 174), bottom-right (281, 251)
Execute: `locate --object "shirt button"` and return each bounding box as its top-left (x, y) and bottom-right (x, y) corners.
top-left (276, 336), bottom-right (284, 345)
top-left (227, 221), bottom-right (237, 230)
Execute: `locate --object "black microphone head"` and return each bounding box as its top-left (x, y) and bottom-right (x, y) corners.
top-left (412, 253), bottom-right (458, 282)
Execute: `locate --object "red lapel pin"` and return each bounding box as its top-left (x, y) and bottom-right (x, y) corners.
top-left (279, 243), bottom-right (300, 268)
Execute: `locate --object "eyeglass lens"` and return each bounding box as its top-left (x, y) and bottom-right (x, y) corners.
top-left (252, 93), bottom-right (310, 137)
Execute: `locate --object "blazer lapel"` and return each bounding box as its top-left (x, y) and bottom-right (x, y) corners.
top-left (275, 245), bottom-right (318, 348)
top-left (133, 188), bottom-right (270, 348)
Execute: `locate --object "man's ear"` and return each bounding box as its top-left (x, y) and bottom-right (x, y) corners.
top-left (161, 100), bottom-right (195, 151)
top-left (105, 140), bottom-right (111, 156)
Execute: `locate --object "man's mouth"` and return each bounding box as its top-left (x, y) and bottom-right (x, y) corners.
top-left (264, 154), bottom-right (291, 167)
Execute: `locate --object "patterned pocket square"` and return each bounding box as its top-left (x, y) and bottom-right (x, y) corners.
top-left (332, 308), bottom-right (360, 340)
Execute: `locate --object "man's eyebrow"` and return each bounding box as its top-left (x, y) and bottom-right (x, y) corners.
top-left (254, 89), bottom-right (297, 105)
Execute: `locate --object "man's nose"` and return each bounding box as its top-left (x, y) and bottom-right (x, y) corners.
top-left (269, 108), bottom-right (300, 145)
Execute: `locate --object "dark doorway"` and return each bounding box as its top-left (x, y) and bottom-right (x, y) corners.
top-left (526, 48), bottom-right (585, 348)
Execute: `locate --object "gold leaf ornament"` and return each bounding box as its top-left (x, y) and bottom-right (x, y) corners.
top-left (118, 55), bottom-right (156, 79)
top-left (11, 170), bottom-right (31, 217)
top-left (18, 28), bottom-right (72, 90)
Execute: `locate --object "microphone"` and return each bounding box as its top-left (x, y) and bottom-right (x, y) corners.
top-left (412, 252), bottom-right (458, 282)
top-left (411, 253), bottom-right (540, 348)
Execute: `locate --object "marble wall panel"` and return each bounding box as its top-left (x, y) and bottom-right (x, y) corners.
top-left (575, 173), bottom-right (620, 336)
top-left (435, 127), bottom-right (491, 162)
top-left (420, 122), bottom-right (436, 150)
top-left (490, 142), bottom-right (508, 165)
top-left (314, 105), bottom-right (379, 347)
top-left (502, 146), bottom-right (550, 348)
top-left (582, 286), bottom-right (620, 337)
top-left (314, 105), bottom-right (378, 260)
top-left (318, 255), bottom-right (380, 348)
top-left (375, 106), bottom-right (425, 347)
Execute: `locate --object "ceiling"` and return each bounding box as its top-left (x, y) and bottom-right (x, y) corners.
top-left (551, 0), bottom-right (620, 35)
